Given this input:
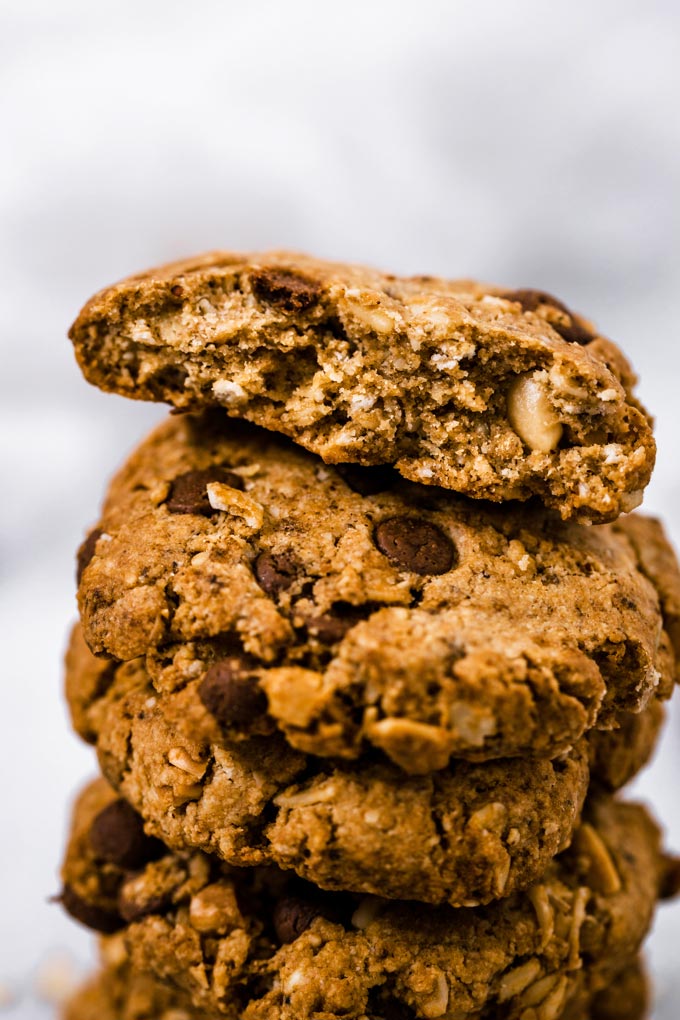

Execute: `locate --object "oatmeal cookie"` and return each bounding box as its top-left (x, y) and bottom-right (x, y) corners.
top-left (60, 780), bottom-right (676, 1020)
top-left (75, 412), bottom-right (678, 773)
top-left (63, 949), bottom-right (649, 1020)
top-left (64, 662), bottom-right (589, 908)
top-left (69, 251), bottom-right (655, 522)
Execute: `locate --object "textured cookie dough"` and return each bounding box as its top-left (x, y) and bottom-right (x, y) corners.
top-left (62, 936), bottom-right (214, 1020)
top-left (60, 781), bottom-right (676, 1020)
top-left (76, 412), bottom-right (679, 773)
top-left (64, 656), bottom-right (590, 907)
top-left (69, 251), bottom-right (655, 522)
top-left (62, 951), bottom-right (648, 1020)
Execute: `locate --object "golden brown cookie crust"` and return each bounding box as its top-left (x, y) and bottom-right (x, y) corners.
top-left (75, 412), bottom-right (678, 772)
top-left (69, 250), bottom-right (655, 523)
top-left (60, 781), bottom-right (671, 1020)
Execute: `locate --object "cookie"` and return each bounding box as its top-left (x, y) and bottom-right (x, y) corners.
top-left (75, 412), bottom-right (679, 773)
top-left (68, 251), bottom-right (655, 523)
top-left (62, 936), bottom-right (214, 1020)
top-left (60, 780), bottom-right (676, 1020)
top-left (62, 951), bottom-right (648, 1020)
top-left (64, 656), bottom-right (589, 907)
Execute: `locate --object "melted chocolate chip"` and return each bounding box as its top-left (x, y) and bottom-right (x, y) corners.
top-left (250, 268), bottom-right (320, 313)
top-left (374, 517), bottom-right (455, 575)
top-left (335, 463), bottom-right (398, 496)
top-left (89, 799), bottom-right (163, 869)
top-left (199, 659), bottom-right (267, 727)
top-left (253, 551), bottom-right (299, 596)
top-left (273, 895), bottom-right (324, 943)
top-left (60, 885), bottom-right (124, 934)
top-left (76, 527), bottom-right (103, 585)
top-left (504, 289), bottom-right (595, 345)
top-left (165, 467), bottom-right (244, 516)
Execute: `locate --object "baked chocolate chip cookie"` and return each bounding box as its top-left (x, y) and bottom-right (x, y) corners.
top-left (63, 949), bottom-right (648, 1020)
top-left (65, 645), bottom-right (591, 907)
top-left (76, 412), bottom-right (678, 773)
top-left (69, 251), bottom-right (655, 522)
top-left (60, 779), bottom-right (677, 1020)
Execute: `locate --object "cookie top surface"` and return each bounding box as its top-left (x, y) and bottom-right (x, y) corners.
top-left (61, 778), bottom-right (675, 1020)
top-left (69, 250), bottom-right (655, 523)
top-left (76, 412), bottom-right (678, 772)
top-left (65, 638), bottom-right (592, 907)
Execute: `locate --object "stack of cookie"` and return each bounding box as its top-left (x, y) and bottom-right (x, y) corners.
top-left (60, 253), bottom-right (680, 1020)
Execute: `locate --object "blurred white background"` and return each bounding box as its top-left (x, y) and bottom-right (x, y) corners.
top-left (1, 0), bottom-right (679, 1016)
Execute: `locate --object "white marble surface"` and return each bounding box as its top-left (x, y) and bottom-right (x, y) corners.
top-left (1, 0), bottom-right (679, 1015)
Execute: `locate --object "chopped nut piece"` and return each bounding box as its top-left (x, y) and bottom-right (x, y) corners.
top-left (351, 896), bottom-right (384, 930)
top-left (567, 886), bottom-right (591, 970)
top-left (528, 885), bottom-right (555, 950)
top-left (420, 972), bottom-right (449, 1018)
top-left (573, 823), bottom-right (621, 895)
top-left (507, 373), bottom-right (563, 453)
top-left (207, 482), bottom-right (264, 531)
top-left (261, 667), bottom-right (326, 728)
top-left (275, 779), bottom-right (337, 808)
top-left (189, 883), bottom-right (243, 934)
top-left (368, 717), bottom-right (451, 773)
top-left (468, 802), bottom-right (508, 834)
top-left (167, 747), bottom-right (207, 780)
top-left (498, 958), bottom-right (543, 1002)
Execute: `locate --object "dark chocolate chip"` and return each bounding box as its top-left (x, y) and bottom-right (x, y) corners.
top-left (60, 885), bottom-right (124, 934)
top-left (199, 659), bottom-right (267, 727)
top-left (76, 527), bottom-right (103, 585)
top-left (504, 289), bottom-right (595, 345)
top-left (118, 888), bottom-right (172, 924)
top-left (374, 517), bottom-right (455, 575)
top-left (165, 467), bottom-right (244, 516)
top-left (335, 463), bottom-right (398, 496)
top-left (273, 895), bottom-right (323, 943)
top-left (305, 603), bottom-right (373, 645)
top-left (253, 551), bottom-right (299, 596)
top-left (305, 614), bottom-right (355, 645)
top-left (250, 268), bottom-right (320, 313)
top-left (89, 798), bottom-right (163, 869)
top-left (659, 855), bottom-right (680, 900)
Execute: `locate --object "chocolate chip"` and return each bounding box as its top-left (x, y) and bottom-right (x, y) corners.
top-left (199, 659), bottom-right (267, 727)
top-left (659, 855), bottom-right (680, 900)
top-left (374, 517), bottom-right (455, 575)
top-left (273, 895), bottom-right (323, 943)
top-left (165, 467), bottom-right (244, 516)
top-left (89, 799), bottom-right (163, 869)
top-left (305, 614), bottom-right (355, 645)
top-left (76, 527), bottom-right (103, 585)
top-left (504, 289), bottom-right (595, 345)
top-left (250, 268), bottom-right (320, 313)
top-left (60, 885), bottom-right (124, 934)
top-left (118, 888), bottom-right (171, 924)
top-left (253, 551), bottom-right (299, 596)
top-left (335, 463), bottom-right (398, 496)
top-left (305, 603), bottom-right (373, 645)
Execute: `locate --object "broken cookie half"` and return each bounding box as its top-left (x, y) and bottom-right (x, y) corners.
top-left (69, 251), bottom-right (655, 523)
